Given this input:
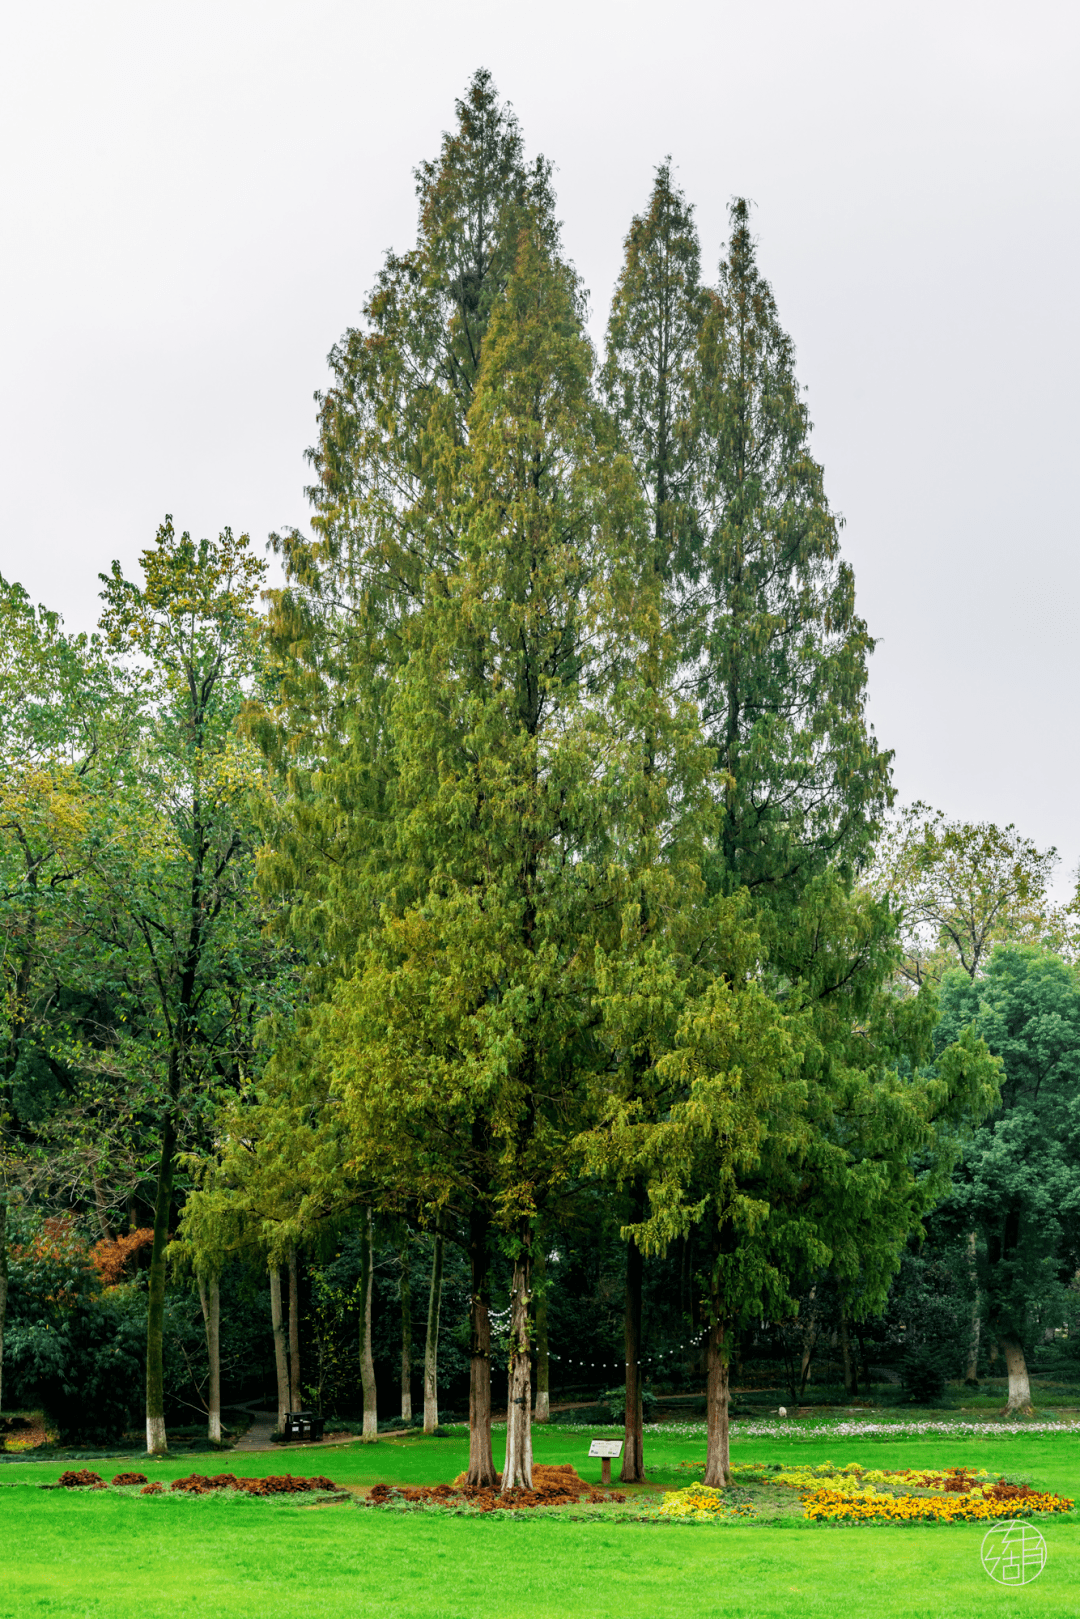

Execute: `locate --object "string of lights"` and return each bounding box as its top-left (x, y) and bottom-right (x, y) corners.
top-left (547, 1331), bottom-right (707, 1371)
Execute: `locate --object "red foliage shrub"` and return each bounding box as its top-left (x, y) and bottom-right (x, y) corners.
top-left (140, 1483), bottom-right (164, 1496)
top-left (987, 1481), bottom-right (1042, 1502)
top-left (111, 1473), bottom-right (148, 1487)
top-left (59, 1470), bottom-right (104, 1488)
top-left (150, 1471), bottom-right (339, 1500)
top-left (90, 1229), bottom-right (156, 1287)
top-left (374, 1464), bottom-right (617, 1513)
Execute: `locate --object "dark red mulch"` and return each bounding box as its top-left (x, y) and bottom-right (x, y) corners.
top-left (369, 1464), bottom-right (626, 1513)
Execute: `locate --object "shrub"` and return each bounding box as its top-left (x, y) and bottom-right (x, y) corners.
top-left (58, 1470), bottom-right (104, 1488)
top-left (111, 1472), bottom-right (148, 1487)
top-left (900, 1345), bottom-right (948, 1405)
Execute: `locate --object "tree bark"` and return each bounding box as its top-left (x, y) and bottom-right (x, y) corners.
top-left (288, 1249), bottom-right (302, 1411)
top-left (965, 1232), bottom-right (981, 1381)
top-left (533, 1245), bottom-right (549, 1423)
top-left (621, 1229), bottom-right (645, 1481)
top-left (0, 1194), bottom-right (7, 1415)
top-left (145, 1115), bottom-right (176, 1454)
top-left (466, 1207), bottom-right (496, 1485)
top-left (1000, 1332), bottom-right (1033, 1414)
top-left (399, 1236), bottom-right (413, 1424)
top-left (702, 1313), bottom-right (731, 1486)
top-left (197, 1271), bottom-right (222, 1443)
top-left (839, 1310), bottom-right (858, 1396)
top-left (270, 1265), bottom-right (289, 1432)
top-left (798, 1288), bottom-right (819, 1397)
top-left (423, 1225), bottom-right (444, 1434)
top-left (502, 1246), bottom-right (533, 1492)
top-left (358, 1208), bottom-right (377, 1440)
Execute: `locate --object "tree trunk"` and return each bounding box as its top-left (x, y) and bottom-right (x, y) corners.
top-left (466, 1208), bottom-right (496, 1486)
top-left (621, 1231), bottom-right (645, 1481)
top-left (197, 1272), bottom-right (222, 1444)
top-left (839, 1310), bottom-right (858, 1396)
top-left (965, 1232), bottom-right (981, 1381)
top-left (423, 1225), bottom-right (444, 1435)
top-left (854, 1321), bottom-right (871, 1392)
top-left (0, 1194), bottom-right (7, 1415)
top-left (399, 1237), bottom-right (412, 1424)
top-left (702, 1314), bottom-right (731, 1486)
top-left (270, 1265), bottom-right (289, 1432)
top-left (533, 1245), bottom-right (549, 1423)
top-left (145, 1116), bottom-right (176, 1454)
top-left (798, 1288), bottom-right (819, 1397)
top-left (501, 1247), bottom-right (533, 1492)
top-left (1000, 1332), bottom-right (1033, 1414)
top-left (288, 1250), bottom-right (302, 1411)
top-left (358, 1208), bottom-right (377, 1440)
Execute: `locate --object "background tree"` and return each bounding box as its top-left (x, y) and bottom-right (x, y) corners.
top-left (934, 945), bottom-right (1080, 1412)
top-left (96, 519), bottom-right (272, 1453)
top-left (875, 804), bottom-right (1061, 987)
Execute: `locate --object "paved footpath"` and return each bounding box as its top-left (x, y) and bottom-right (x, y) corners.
top-left (232, 1410), bottom-right (394, 1454)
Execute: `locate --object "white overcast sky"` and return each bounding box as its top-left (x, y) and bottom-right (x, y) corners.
top-left (2, 1), bottom-right (1077, 881)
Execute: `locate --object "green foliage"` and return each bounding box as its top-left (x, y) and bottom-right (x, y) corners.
top-left (4, 1216), bottom-right (145, 1443)
top-left (689, 200), bottom-right (891, 899)
top-left (935, 946), bottom-right (1080, 1348)
top-left (875, 805), bottom-right (1063, 986)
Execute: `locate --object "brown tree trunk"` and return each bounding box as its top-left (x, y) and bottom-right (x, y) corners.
top-left (399, 1237), bottom-right (413, 1424)
top-left (502, 1246), bottom-right (533, 1492)
top-left (145, 1115), bottom-right (176, 1454)
top-left (288, 1250), bottom-right (302, 1411)
top-left (839, 1310), bottom-right (858, 1396)
top-left (533, 1245), bottom-right (549, 1423)
top-left (358, 1208), bottom-right (377, 1440)
top-left (0, 1194), bottom-right (7, 1415)
top-left (1000, 1332), bottom-right (1033, 1414)
top-left (198, 1272), bottom-right (222, 1443)
top-left (798, 1288), bottom-right (819, 1397)
top-left (703, 1314), bottom-right (731, 1486)
top-left (423, 1225), bottom-right (444, 1434)
top-left (270, 1265), bottom-right (289, 1432)
top-left (965, 1233), bottom-right (981, 1381)
top-left (621, 1230), bottom-right (645, 1481)
top-left (466, 1208), bottom-right (496, 1486)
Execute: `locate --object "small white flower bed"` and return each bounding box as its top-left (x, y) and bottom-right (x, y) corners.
top-left (482, 1417), bottom-right (1080, 1440)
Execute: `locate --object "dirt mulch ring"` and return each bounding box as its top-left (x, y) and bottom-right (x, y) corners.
top-left (367, 1463), bottom-right (626, 1513)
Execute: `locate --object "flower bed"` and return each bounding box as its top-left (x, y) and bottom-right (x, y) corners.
top-left (656, 1485), bottom-right (755, 1522)
top-left (52, 1469), bottom-right (343, 1498)
top-left (656, 1460), bottom-right (1074, 1525)
top-left (803, 1485), bottom-right (1072, 1523)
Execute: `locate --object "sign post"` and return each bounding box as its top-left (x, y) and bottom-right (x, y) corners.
top-left (588, 1438), bottom-right (623, 1486)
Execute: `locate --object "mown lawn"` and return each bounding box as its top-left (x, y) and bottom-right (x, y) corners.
top-left (2, 1427), bottom-right (1078, 1618)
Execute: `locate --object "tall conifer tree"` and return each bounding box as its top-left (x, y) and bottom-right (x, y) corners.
top-left (690, 199), bottom-right (891, 902)
top-left (600, 163), bottom-right (706, 1483)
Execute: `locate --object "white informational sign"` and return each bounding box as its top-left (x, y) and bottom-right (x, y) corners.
top-left (588, 1440), bottom-right (624, 1458)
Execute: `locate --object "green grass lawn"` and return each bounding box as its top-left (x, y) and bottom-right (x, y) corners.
top-left (2, 1426), bottom-right (1079, 1618)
